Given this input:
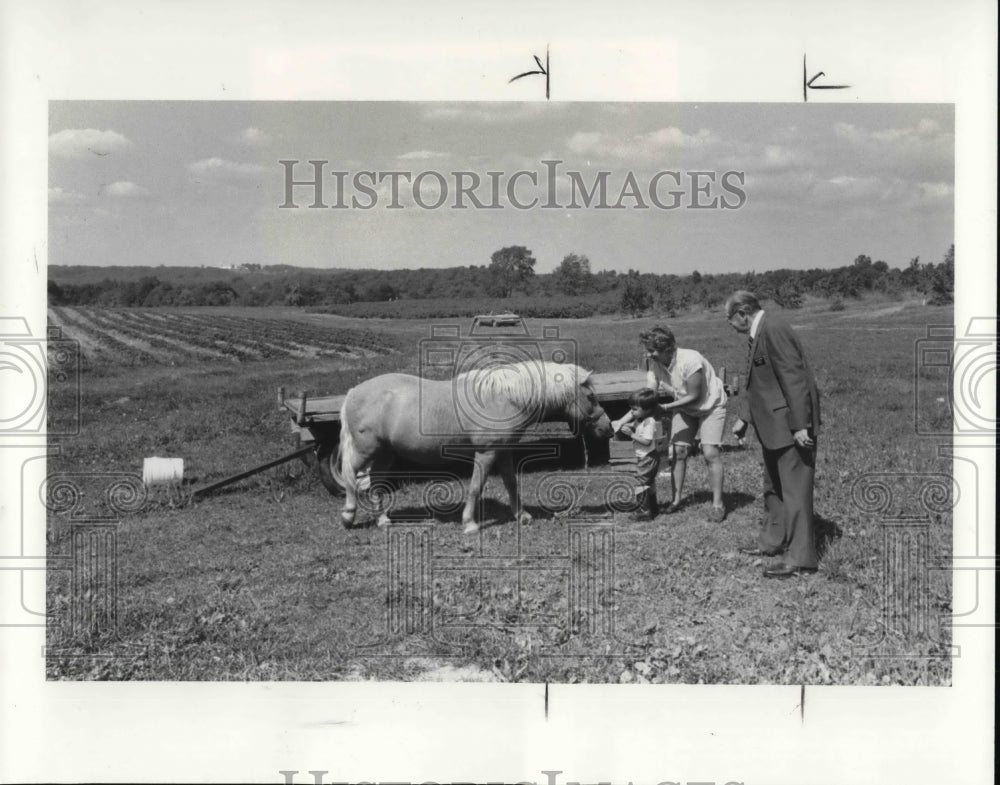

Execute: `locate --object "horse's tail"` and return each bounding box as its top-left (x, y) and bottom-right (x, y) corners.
top-left (338, 391), bottom-right (359, 525)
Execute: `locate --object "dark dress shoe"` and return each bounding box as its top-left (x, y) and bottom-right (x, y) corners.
top-left (763, 563), bottom-right (818, 579)
top-left (738, 546), bottom-right (781, 557)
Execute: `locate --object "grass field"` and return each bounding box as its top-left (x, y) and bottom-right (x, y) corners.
top-left (45, 298), bottom-right (955, 684)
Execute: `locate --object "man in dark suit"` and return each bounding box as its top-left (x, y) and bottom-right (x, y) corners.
top-left (725, 291), bottom-right (821, 578)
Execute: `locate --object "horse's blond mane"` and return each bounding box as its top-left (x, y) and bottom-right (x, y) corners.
top-left (457, 361), bottom-right (590, 409)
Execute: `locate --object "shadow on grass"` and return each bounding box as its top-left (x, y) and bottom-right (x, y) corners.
top-left (816, 514), bottom-right (844, 559)
top-left (680, 489), bottom-right (756, 513)
top-left (357, 498), bottom-right (514, 528)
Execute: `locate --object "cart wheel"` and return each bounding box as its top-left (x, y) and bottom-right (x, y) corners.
top-left (315, 440), bottom-right (345, 496)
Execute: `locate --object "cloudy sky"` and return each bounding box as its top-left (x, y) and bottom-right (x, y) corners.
top-left (49, 102), bottom-right (954, 275)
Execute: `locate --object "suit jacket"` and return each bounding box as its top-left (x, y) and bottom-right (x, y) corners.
top-left (738, 312), bottom-right (820, 450)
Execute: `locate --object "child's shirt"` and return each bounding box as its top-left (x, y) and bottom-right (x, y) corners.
top-left (632, 415), bottom-right (658, 457)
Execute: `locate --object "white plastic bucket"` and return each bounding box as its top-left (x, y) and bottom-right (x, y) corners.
top-left (143, 457), bottom-right (184, 487)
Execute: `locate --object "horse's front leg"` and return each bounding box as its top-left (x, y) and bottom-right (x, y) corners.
top-left (497, 450), bottom-right (532, 526)
top-left (462, 449), bottom-right (497, 534)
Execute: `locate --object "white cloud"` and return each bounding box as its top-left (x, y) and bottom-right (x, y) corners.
top-left (397, 150), bottom-right (450, 161)
top-left (775, 125), bottom-right (799, 141)
top-left (871, 128), bottom-right (912, 143)
top-left (760, 144), bottom-right (804, 170)
top-left (49, 128), bottom-right (133, 159)
top-left (237, 127), bottom-right (270, 146)
top-left (917, 118), bottom-right (941, 136)
top-left (567, 132), bottom-right (602, 155)
top-left (422, 103), bottom-right (553, 124)
top-left (836, 118), bottom-right (950, 146)
top-left (826, 175), bottom-right (881, 194)
top-left (567, 127), bottom-right (717, 160)
top-left (828, 118), bottom-right (953, 185)
top-left (104, 181), bottom-right (150, 198)
top-left (833, 122), bottom-right (862, 142)
top-left (917, 181), bottom-right (954, 201)
top-left (187, 157), bottom-right (269, 177)
top-left (48, 186), bottom-right (84, 203)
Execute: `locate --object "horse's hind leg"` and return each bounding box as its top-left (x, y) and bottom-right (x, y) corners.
top-left (462, 449), bottom-right (497, 535)
top-left (497, 450), bottom-right (532, 526)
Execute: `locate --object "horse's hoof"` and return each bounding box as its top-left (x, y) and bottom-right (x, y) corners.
top-left (340, 514), bottom-right (356, 529)
top-left (517, 512), bottom-right (534, 526)
top-left (377, 514), bottom-right (392, 528)
top-left (462, 521), bottom-right (480, 535)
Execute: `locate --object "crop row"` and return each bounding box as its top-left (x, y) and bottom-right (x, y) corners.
top-left (48, 307), bottom-right (396, 366)
top-left (51, 308), bottom-right (162, 365)
top-left (110, 309), bottom-right (391, 355)
top-left (128, 311), bottom-right (300, 356)
top-left (73, 308), bottom-right (218, 361)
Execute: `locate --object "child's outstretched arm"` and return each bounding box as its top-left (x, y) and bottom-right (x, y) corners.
top-left (611, 409), bottom-right (636, 433)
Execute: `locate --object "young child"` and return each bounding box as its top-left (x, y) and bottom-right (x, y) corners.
top-left (613, 325), bottom-right (728, 521)
top-left (616, 388), bottom-right (662, 520)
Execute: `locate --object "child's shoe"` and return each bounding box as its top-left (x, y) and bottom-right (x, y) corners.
top-left (629, 488), bottom-right (659, 521)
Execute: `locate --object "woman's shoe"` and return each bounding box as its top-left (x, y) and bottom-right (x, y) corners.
top-left (707, 505), bottom-right (726, 523)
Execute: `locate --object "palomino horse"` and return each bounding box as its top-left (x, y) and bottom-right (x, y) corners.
top-left (337, 361), bottom-right (612, 533)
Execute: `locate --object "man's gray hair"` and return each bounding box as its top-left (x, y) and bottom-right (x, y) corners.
top-left (725, 290), bottom-right (762, 318)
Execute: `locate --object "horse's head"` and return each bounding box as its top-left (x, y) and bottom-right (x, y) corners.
top-left (570, 372), bottom-right (612, 441)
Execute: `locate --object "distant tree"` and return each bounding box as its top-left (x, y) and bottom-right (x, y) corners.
top-left (364, 281), bottom-right (398, 302)
top-left (926, 244), bottom-right (955, 305)
top-left (874, 270), bottom-right (903, 299)
top-left (620, 270), bottom-right (652, 317)
top-left (175, 287), bottom-right (201, 306)
top-left (703, 291), bottom-right (724, 310)
top-left (142, 281), bottom-right (177, 306)
top-left (487, 245), bottom-right (536, 298)
top-left (773, 279), bottom-right (803, 309)
top-left (201, 281), bottom-right (239, 306)
top-left (131, 276), bottom-right (160, 306)
top-left (901, 256), bottom-right (922, 290)
top-left (654, 277), bottom-right (677, 316)
top-left (47, 280), bottom-right (65, 305)
top-left (553, 252), bottom-right (592, 295)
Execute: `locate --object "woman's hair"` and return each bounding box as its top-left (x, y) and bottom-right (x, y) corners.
top-left (629, 387), bottom-right (658, 412)
top-left (639, 325), bottom-right (676, 353)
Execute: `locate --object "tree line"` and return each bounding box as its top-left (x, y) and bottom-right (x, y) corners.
top-left (48, 244), bottom-right (954, 314)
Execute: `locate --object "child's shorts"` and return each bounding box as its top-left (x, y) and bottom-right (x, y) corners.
top-left (670, 405), bottom-right (726, 447)
top-left (635, 452), bottom-right (660, 487)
